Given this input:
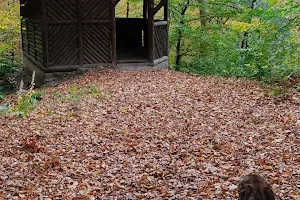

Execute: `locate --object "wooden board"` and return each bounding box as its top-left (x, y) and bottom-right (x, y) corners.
top-left (45, 0), bottom-right (114, 67)
top-left (21, 19), bottom-right (44, 66)
top-left (82, 0), bottom-right (114, 64)
top-left (154, 23), bottom-right (168, 59)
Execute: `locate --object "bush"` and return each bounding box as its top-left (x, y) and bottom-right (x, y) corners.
top-left (169, 0), bottom-right (300, 84)
top-left (0, 90), bottom-right (43, 118)
top-left (0, 0), bottom-right (21, 78)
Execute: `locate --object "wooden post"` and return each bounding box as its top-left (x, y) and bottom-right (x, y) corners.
top-left (26, 20), bottom-right (29, 56)
top-left (41, 0), bottom-right (49, 68)
top-left (153, 0), bottom-right (167, 15)
top-left (148, 0), bottom-right (154, 63)
top-left (165, 0), bottom-right (169, 58)
top-left (164, 0), bottom-right (168, 21)
top-left (111, 0), bottom-right (116, 64)
top-left (143, 0), bottom-right (148, 19)
top-left (143, 0), bottom-right (148, 49)
top-left (77, 0), bottom-right (83, 66)
top-left (33, 22), bottom-right (36, 60)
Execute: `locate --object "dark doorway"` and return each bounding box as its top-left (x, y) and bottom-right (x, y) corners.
top-left (115, 1), bottom-right (148, 63)
top-left (116, 18), bottom-right (148, 63)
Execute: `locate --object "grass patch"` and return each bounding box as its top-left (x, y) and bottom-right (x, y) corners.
top-left (12, 91), bottom-right (43, 118)
top-left (54, 84), bottom-right (105, 103)
top-left (0, 90), bottom-right (43, 118)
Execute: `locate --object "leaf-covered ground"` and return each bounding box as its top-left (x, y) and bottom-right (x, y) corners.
top-left (0, 70), bottom-right (299, 199)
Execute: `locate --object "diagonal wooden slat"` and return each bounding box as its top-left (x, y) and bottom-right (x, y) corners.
top-left (91, 2), bottom-right (110, 19)
top-left (154, 25), bottom-right (168, 59)
top-left (46, 3), bottom-right (67, 20)
top-left (154, 0), bottom-right (167, 15)
top-left (82, 0), bottom-right (110, 20)
top-left (55, 36), bottom-right (78, 65)
top-left (83, 33), bottom-right (111, 63)
top-left (48, 25), bottom-right (71, 52)
top-left (83, 24), bottom-right (111, 63)
top-left (83, 0), bottom-right (100, 19)
top-left (86, 25), bottom-right (110, 47)
top-left (84, 36), bottom-right (110, 62)
top-left (48, 25), bottom-right (78, 66)
top-left (46, 0), bottom-right (76, 20)
top-left (56, 42), bottom-right (78, 65)
top-left (56, 0), bottom-right (76, 19)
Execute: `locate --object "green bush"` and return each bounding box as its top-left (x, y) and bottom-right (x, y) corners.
top-left (169, 0), bottom-right (300, 84)
top-left (0, 0), bottom-right (21, 78)
top-left (0, 90), bottom-right (43, 118)
top-left (12, 91), bottom-right (43, 118)
top-left (0, 59), bottom-right (19, 77)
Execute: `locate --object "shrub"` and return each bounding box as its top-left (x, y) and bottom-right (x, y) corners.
top-left (0, 0), bottom-right (21, 78)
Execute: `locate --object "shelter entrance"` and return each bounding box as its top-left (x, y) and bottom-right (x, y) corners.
top-left (114, 0), bottom-right (168, 64)
top-left (116, 18), bottom-right (148, 63)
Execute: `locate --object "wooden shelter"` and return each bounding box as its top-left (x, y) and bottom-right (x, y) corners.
top-left (20, 0), bottom-right (169, 85)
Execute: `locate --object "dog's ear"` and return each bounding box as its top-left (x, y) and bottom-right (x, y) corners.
top-left (238, 183), bottom-right (252, 200)
top-left (238, 184), bottom-right (246, 200)
top-left (264, 186), bottom-right (275, 200)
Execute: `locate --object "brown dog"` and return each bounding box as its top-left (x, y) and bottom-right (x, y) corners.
top-left (238, 174), bottom-right (275, 200)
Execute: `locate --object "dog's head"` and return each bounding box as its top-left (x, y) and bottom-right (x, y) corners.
top-left (238, 174), bottom-right (275, 200)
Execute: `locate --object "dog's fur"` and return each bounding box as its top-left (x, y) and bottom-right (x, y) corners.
top-left (238, 174), bottom-right (275, 200)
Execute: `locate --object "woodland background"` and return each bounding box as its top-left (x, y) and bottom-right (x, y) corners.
top-left (0, 0), bottom-right (299, 84)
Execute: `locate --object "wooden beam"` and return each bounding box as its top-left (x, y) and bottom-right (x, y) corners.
top-left (143, 0), bottom-right (148, 19)
top-left (111, 0), bottom-right (116, 64)
top-left (77, 0), bottom-right (83, 66)
top-left (115, 0), bottom-right (121, 6)
top-left (148, 0), bottom-right (154, 63)
top-left (153, 0), bottom-right (167, 15)
top-left (154, 21), bottom-right (167, 26)
top-left (41, 0), bottom-right (49, 68)
top-left (164, 0), bottom-right (169, 57)
top-left (164, 0), bottom-right (168, 21)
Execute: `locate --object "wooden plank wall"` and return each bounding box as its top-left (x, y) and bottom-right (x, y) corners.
top-left (82, 0), bottom-right (113, 64)
top-left (46, 0), bottom-right (79, 67)
top-left (21, 19), bottom-right (44, 67)
top-left (153, 23), bottom-right (168, 59)
top-left (44, 0), bottom-right (113, 68)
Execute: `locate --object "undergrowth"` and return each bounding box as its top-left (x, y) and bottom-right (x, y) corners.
top-left (0, 90), bottom-right (43, 118)
top-left (54, 84), bottom-right (105, 103)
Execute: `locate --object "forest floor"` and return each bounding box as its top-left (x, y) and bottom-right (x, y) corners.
top-left (0, 69), bottom-right (299, 199)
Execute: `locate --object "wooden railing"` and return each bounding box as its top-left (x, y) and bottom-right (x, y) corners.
top-left (153, 21), bottom-right (168, 60)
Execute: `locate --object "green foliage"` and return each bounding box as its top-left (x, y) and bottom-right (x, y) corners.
top-left (4, 91), bottom-right (44, 118)
top-left (169, 0), bottom-right (300, 83)
top-left (0, 81), bottom-right (14, 100)
top-left (238, 1), bottom-right (300, 82)
top-left (54, 84), bottom-right (105, 102)
top-left (0, 59), bottom-right (19, 77)
top-left (0, 0), bottom-right (21, 78)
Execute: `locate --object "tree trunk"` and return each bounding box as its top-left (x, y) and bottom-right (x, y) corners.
top-left (175, 31), bottom-right (182, 68)
top-left (241, 0), bottom-right (257, 49)
top-left (198, 0), bottom-right (208, 26)
top-left (175, 0), bottom-right (190, 70)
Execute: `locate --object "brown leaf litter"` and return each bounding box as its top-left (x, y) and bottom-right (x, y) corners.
top-left (0, 70), bottom-right (299, 199)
